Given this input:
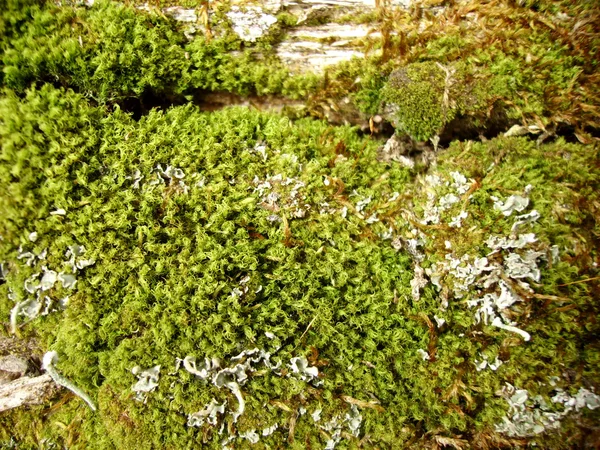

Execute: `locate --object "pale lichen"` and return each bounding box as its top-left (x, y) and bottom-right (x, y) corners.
top-left (131, 365), bottom-right (161, 402)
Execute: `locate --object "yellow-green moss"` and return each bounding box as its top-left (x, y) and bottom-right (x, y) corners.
top-left (1, 0), bottom-right (600, 448)
top-left (1, 82), bottom-right (599, 449)
top-left (381, 62), bottom-right (453, 141)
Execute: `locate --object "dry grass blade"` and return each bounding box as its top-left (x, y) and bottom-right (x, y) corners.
top-left (434, 435), bottom-right (468, 450)
top-left (340, 395), bottom-right (385, 412)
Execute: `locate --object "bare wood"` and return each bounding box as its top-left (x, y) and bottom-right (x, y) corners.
top-left (0, 374), bottom-right (60, 412)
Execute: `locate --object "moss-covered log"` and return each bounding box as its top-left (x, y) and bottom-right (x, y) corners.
top-left (1, 0), bottom-right (599, 449)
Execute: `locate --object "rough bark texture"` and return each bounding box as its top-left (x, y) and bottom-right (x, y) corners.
top-left (0, 355), bottom-right (29, 385)
top-left (0, 337), bottom-right (57, 412)
top-left (0, 374), bottom-right (59, 412)
top-left (166, 0), bottom-right (412, 73)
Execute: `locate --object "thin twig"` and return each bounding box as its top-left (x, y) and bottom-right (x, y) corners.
top-left (558, 276), bottom-right (600, 287)
top-left (299, 314), bottom-right (318, 342)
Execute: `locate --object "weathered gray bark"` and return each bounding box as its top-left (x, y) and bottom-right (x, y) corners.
top-left (164, 0), bottom-right (414, 73)
top-left (0, 374), bottom-right (59, 412)
top-left (0, 355), bottom-right (29, 385)
top-left (0, 337), bottom-right (60, 412)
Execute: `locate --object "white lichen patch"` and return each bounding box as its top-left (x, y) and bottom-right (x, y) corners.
top-left (43, 351), bottom-right (96, 411)
top-left (10, 243), bottom-right (94, 333)
top-left (486, 233), bottom-right (537, 250)
top-left (181, 355), bottom-right (218, 380)
top-left (491, 317), bottom-right (531, 341)
top-left (58, 273), bottom-right (77, 289)
top-left (175, 348), bottom-right (325, 438)
top-left (311, 407), bottom-right (322, 422)
top-left (552, 387), bottom-right (600, 412)
top-left (40, 269), bottom-right (58, 291)
top-left (420, 173), bottom-right (551, 342)
top-left (126, 169), bottom-right (144, 189)
top-left (503, 251), bottom-right (544, 282)
top-left (146, 164), bottom-right (190, 194)
top-left (239, 429), bottom-right (260, 444)
top-left (226, 7), bottom-right (277, 42)
top-left (426, 254), bottom-right (492, 298)
top-left (289, 356), bottom-right (319, 381)
top-left (417, 349), bottom-right (430, 361)
top-left (511, 210), bottom-right (540, 233)
top-left (496, 383), bottom-right (600, 437)
top-left (16, 250), bottom-right (35, 266)
top-left (410, 264), bottom-right (428, 301)
top-left (251, 142), bottom-right (268, 161)
top-left (474, 354), bottom-right (503, 371)
top-left (450, 171), bottom-right (471, 194)
top-left (131, 365), bottom-right (161, 402)
top-left (345, 404), bottom-right (362, 437)
top-left (321, 404), bottom-right (363, 449)
top-left (65, 244), bottom-right (96, 271)
top-left (439, 193), bottom-right (460, 209)
top-left (188, 399), bottom-right (226, 427)
top-left (261, 423), bottom-right (278, 436)
top-left (355, 196), bottom-right (372, 213)
top-left (253, 174), bottom-right (310, 219)
top-left (449, 210), bottom-right (468, 228)
top-left (417, 170), bottom-right (475, 226)
top-left (433, 315), bottom-right (446, 328)
top-left (492, 185), bottom-right (532, 216)
top-left (179, 348), bottom-right (285, 424)
top-left (365, 213), bottom-right (379, 224)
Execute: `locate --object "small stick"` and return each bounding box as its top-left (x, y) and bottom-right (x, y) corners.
top-left (299, 315), bottom-right (318, 342)
top-left (558, 276), bottom-right (600, 287)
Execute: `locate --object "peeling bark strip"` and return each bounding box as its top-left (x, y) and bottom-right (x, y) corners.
top-left (0, 374), bottom-right (58, 412)
top-left (273, 0), bottom-right (412, 73)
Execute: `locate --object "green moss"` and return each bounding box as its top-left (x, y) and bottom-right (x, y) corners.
top-left (2, 0), bottom-right (191, 102)
top-left (275, 11), bottom-right (298, 27)
top-left (381, 62), bottom-right (451, 142)
top-left (397, 135), bottom-right (600, 384)
top-left (186, 35), bottom-right (319, 98)
top-left (464, 41), bottom-right (585, 125)
top-left (1, 0), bottom-right (600, 448)
top-left (0, 84), bottom-right (412, 449)
top-left (0, 0), bottom-right (319, 103)
top-left (2, 82), bottom-right (599, 449)
top-left (337, 10), bottom-right (379, 25)
top-left (423, 35), bottom-right (472, 62)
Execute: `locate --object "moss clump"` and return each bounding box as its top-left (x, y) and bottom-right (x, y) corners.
top-left (327, 0), bottom-right (600, 139)
top-left (381, 62), bottom-right (453, 141)
top-left (2, 0), bottom-right (190, 102)
top-left (0, 84), bottom-right (414, 449)
top-left (0, 0), bottom-right (318, 104)
top-left (185, 35), bottom-right (319, 99)
top-left (1, 1), bottom-right (600, 449)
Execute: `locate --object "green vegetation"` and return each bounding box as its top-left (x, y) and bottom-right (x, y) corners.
top-left (0, 0), bottom-right (318, 104)
top-left (382, 62), bottom-right (453, 141)
top-left (1, 0), bottom-right (190, 101)
top-left (0, 0), bottom-right (599, 449)
top-left (322, 0), bottom-right (600, 141)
